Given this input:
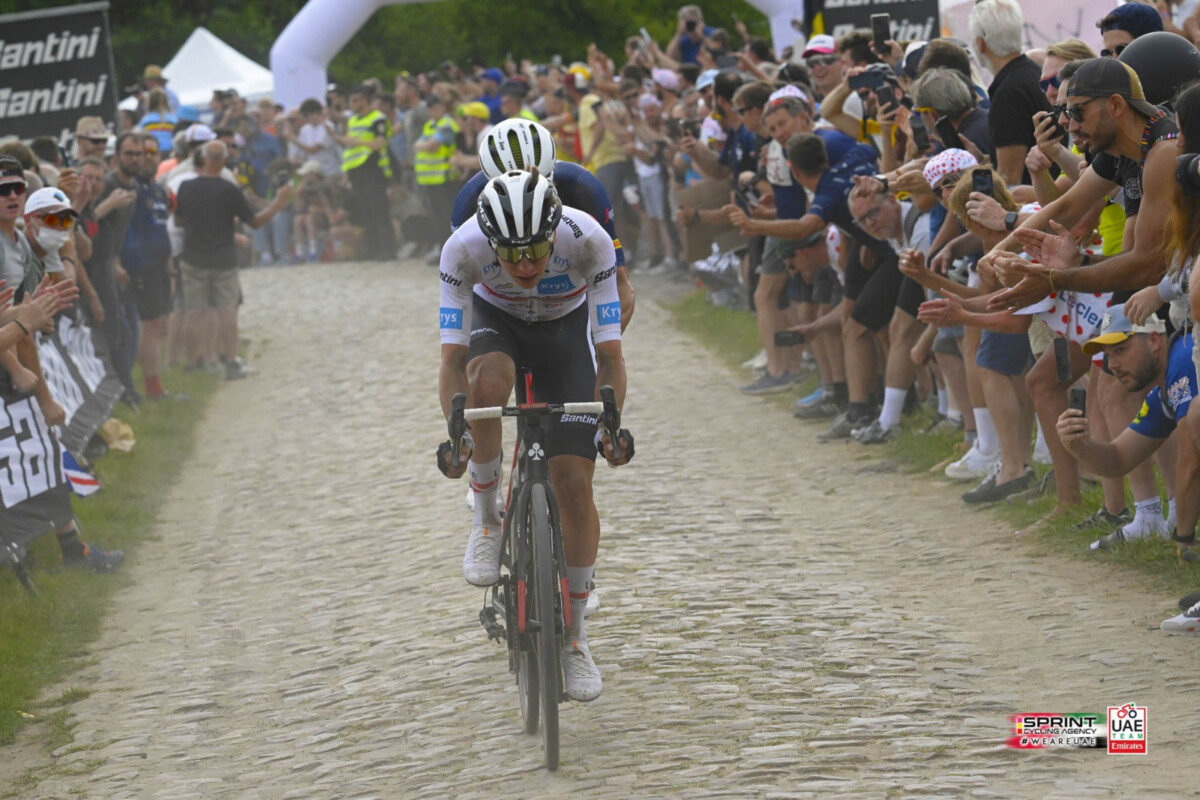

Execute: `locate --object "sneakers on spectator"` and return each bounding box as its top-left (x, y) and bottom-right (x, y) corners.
top-left (922, 415), bottom-right (962, 436)
top-left (963, 464), bottom-right (1033, 504)
top-left (1088, 512), bottom-right (1164, 551)
top-left (225, 358), bottom-right (253, 381)
top-left (796, 385), bottom-right (823, 407)
top-left (1071, 507), bottom-right (1132, 531)
top-left (561, 639), bottom-right (602, 701)
top-left (62, 542), bottom-right (124, 573)
top-left (1179, 590), bottom-right (1200, 611)
top-left (1161, 600), bottom-right (1200, 634)
top-left (462, 524), bottom-right (502, 586)
top-left (397, 241), bottom-right (419, 260)
top-left (741, 350), bottom-right (768, 371)
top-left (741, 372), bottom-right (794, 395)
top-left (944, 446), bottom-right (1000, 481)
top-left (852, 419), bottom-right (896, 444)
top-left (795, 397), bottom-right (842, 420)
top-left (817, 411), bottom-right (858, 442)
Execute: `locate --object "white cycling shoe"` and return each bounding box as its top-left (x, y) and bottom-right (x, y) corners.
top-left (561, 640), bottom-right (602, 701)
top-left (463, 523), bottom-right (502, 586)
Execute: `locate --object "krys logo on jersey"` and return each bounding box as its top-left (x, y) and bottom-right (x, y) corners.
top-left (536, 275), bottom-right (574, 295)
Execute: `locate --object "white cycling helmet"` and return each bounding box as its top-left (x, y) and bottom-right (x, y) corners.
top-left (476, 169), bottom-right (562, 246)
top-left (479, 119), bottom-right (557, 180)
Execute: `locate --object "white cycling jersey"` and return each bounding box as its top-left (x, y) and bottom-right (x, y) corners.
top-left (438, 205), bottom-right (621, 347)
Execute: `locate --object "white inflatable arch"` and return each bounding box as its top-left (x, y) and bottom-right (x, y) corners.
top-left (270, 0), bottom-right (802, 109)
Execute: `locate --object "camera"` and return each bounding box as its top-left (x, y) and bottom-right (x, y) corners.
top-left (686, 19), bottom-right (698, 32)
top-left (775, 331), bottom-right (806, 347)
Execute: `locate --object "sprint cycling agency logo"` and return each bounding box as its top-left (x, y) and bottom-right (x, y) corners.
top-left (1007, 705), bottom-right (1147, 753)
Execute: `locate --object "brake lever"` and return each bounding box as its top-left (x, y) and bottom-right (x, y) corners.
top-left (449, 392), bottom-right (468, 469)
top-left (598, 385), bottom-right (622, 462)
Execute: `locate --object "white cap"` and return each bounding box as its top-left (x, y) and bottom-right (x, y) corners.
top-left (185, 124), bottom-right (216, 143)
top-left (24, 187), bottom-right (73, 216)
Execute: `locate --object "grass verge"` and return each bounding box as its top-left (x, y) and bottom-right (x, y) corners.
top-left (0, 365), bottom-right (221, 747)
top-left (666, 287), bottom-right (1200, 599)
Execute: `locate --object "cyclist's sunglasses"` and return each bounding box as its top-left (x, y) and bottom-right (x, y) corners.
top-left (1100, 44), bottom-right (1127, 58)
top-left (1039, 74), bottom-right (1060, 93)
top-left (492, 236), bottom-right (554, 263)
top-left (37, 212), bottom-right (76, 230)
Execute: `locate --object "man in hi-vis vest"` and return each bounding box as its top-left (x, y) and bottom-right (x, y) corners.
top-left (413, 92), bottom-right (460, 264)
top-left (336, 85), bottom-right (395, 261)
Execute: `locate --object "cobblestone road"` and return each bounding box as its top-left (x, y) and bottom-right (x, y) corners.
top-left (9, 262), bottom-right (1200, 798)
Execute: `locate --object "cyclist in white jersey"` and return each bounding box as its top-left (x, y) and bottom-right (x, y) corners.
top-left (437, 169), bottom-right (632, 701)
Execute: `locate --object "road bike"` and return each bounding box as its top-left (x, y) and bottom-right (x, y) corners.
top-left (447, 373), bottom-right (623, 771)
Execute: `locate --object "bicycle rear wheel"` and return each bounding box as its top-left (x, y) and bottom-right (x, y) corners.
top-left (529, 483), bottom-right (560, 771)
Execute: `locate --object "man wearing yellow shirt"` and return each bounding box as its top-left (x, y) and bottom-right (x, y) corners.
top-left (576, 71), bottom-right (640, 266)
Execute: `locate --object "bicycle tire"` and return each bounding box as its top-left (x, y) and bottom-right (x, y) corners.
top-left (529, 483), bottom-right (560, 771)
top-left (511, 488), bottom-right (539, 734)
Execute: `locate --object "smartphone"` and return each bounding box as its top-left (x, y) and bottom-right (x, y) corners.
top-left (871, 14), bottom-right (891, 55)
top-left (775, 331), bottom-right (806, 347)
top-left (935, 117), bottom-right (963, 150)
top-left (640, 27), bottom-right (652, 44)
top-left (971, 168), bottom-right (994, 197)
top-left (1053, 336), bottom-right (1072, 382)
top-left (1069, 387), bottom-right (1087, 414)
top-left (875, 85), bottom-right (897, 112)
top-left (686, 19), bottom-right (698, 32)
top-left (848, 71), bottom-right (886, 92)
top-left (910, 116), bottom-right (931, 152)
top-left (551, 54), bottom-right (562, 67)
top-left (58, 144), bottom-right (71, 167)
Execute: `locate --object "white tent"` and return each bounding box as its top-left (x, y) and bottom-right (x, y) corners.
top-left (164, 27), bottom-right (274, 108)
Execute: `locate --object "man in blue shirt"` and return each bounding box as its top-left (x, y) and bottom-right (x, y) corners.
top-left (1057, 305), bottom-right (1196, 557)
top-left (668, 5), bottom-right (717, 65)
top-left (479, 68), bottom-right (505, 124)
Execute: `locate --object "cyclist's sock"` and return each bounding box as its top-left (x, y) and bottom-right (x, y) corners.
top-left (469, 455), bottom-right (502, 525)
top-left (566, 564), bottom-right (594, 641)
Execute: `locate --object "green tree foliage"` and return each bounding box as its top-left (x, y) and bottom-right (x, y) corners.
top-left (3, 0), bottom-right (770, 95)
top-left (330, 0), bottom-right (769, 85)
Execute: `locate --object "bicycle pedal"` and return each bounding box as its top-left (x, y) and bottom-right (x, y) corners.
top-left (479, 606), bottom-right (506, 642)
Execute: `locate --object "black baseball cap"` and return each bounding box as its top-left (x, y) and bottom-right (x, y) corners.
top-left (1067, 57), bottom-right (1159, 118)
top-left (0, 156), bottom-right (26, 185)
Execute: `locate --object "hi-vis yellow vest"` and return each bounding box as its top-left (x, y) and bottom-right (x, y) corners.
top-left (414, 115), bottom-right (460, 186)
top-left (342, 109), bottom-right (391, 176)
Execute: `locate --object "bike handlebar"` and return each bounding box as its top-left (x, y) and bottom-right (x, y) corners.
top-left (447, 385), bottom-right (624, 464)
top-left (464, 401), bottom-right (605, 421)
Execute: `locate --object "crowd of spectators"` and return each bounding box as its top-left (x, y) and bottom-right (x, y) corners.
top-left (8, 2), bottom-right (1200, 629)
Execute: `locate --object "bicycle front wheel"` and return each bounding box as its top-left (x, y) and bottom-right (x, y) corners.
top-left (529, 483), bottom-right (560, 771)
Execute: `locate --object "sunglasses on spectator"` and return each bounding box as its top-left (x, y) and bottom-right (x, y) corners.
top-left (1100, 44), bottom-right (1127, 58)
top-left (36, 213), bottom-right (76, 230)
top-left (1063, 97), bottom-right (1098, 122)
top-left (491, 237), bottom-right (554, 263)
top-left (1039, 74), bottom-right (1061, 92)
top-left (806, 54), bottom-right (839, 67)
top-left (0, 183), bottom-right (27, 197)
top-left (85, 137), bottom-right (108, 145)
top-left (144, 146), bottom-right (159, 155)
top-left (938, 176), bottom-right (961, 193)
